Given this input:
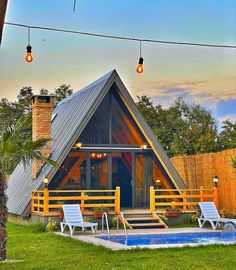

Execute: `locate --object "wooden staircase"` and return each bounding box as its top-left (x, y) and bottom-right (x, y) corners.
top-left (122, 209), bottom-right (168, 229)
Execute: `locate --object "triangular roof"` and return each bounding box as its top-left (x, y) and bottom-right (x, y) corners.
top-left (7, 69), bottom-right (186, 216)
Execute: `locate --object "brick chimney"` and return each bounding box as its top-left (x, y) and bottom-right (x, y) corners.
top-left (32, 95), bottom-right (53, 179)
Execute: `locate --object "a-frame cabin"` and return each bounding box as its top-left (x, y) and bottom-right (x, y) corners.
top-left (7, 70), bottom-right (186, 221)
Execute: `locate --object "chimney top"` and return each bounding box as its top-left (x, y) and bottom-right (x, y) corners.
top-left (32, 95), bottom-right (53, 106)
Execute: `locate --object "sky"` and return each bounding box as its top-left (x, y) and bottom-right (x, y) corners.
top-left (0, 0), bottom-right (236, 124)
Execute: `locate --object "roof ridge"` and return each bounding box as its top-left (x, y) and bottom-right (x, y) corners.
top-left (57, 69), bottom-right (116, 107)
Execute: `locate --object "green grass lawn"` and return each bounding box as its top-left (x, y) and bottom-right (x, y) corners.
top-left (1, 223), bottom-right (236, 270)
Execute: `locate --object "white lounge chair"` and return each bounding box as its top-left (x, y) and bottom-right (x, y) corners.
top-left (198, 202), bottom-right (236, 230)
top-left (60, 204), bottom-right (98, 236)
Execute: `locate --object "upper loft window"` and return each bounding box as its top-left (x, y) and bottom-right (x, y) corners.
top-left (78, 83), bottom-right (147, 145)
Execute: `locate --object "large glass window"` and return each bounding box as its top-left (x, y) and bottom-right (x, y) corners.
top-left (49, 152), bottom-right (86, 190)
top-left (90, 152), bottom-right (109, 189)
top-left (111, 87), bottom-right (146, 145)
top-left (78, 83), bottom-right (147, 146)
top-left (78, 94), bottom-right (109, 144)
top-left (152, 155), bottom-right (174, 189)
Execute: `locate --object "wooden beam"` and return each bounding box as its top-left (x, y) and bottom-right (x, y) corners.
top-left (0, 0), bottom-right (8, 45)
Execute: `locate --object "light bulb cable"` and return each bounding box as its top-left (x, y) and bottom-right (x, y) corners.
top-left (4, 21), bottom-right (236, 49)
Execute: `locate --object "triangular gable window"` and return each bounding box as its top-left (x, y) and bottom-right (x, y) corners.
top-left (78, 83), bottom-right (146, 145)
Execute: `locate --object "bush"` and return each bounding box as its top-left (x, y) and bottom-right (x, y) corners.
top-left (158, 214), bottom-right (168, 223)
top-left (111, 216), bottom-right (122, 229)
top-left (46, 218), bottom-right (58, 232)
top-left (219, 209), bottom-right (236, 219)
top-left (32, 223), bottom-right (46, 233)
top-left (94, 206), bottom-right (109, 214)
top-left (231, 156), bottom-right (236, 170)
top-left (83, 216), bottom-right (91, 222)
top-left (191, 212), bottom-right (200, 223)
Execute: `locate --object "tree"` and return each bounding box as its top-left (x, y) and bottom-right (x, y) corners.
top-left (137, 96), bottom-right (218, 156)
top-left (53, 84), bottom-right (73, 108)
top-left (136, 95), bottom-right (158, 130)
top-left (39, 88), bottom-right (49, 95)
top-left (0, 99), bottom-right (20, 132)
top-left (218, 120), bottom-right (236, 150)
top-left (17, 87), bottom-right (34, 114)
top-left (0, 116), bottom-right (56, 261)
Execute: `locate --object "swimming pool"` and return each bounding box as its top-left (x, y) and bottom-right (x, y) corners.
top-left (99, 232), bottom-right (236, 248)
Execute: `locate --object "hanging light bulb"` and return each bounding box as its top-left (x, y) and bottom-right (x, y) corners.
top-left (136, 41), bottom-right (144, 73)
top-left (25, 27), bottom-right (33, 63)
top-left (136, 57), bottom-right (144, 73)
top-left (25, 45), bottom-right (33, 63)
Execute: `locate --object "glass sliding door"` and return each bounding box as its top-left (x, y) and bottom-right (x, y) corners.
top-left (135, 153), bottom-right (152, 208)
top-left (112, 152), bottom-right (132, 207)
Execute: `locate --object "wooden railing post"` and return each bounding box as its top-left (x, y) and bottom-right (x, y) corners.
top-left (150, 186), bottom-right (155, 213)
top-left (31, 191), bottom-right (35, 213)
top-left (43, 188), bottom-right (49, 215)
top-left (81, 192), bottom-right (85, 212)
top-left (200, 186), bottom-right (204, 202)
top-left (213, 187), bottom-right (219, 209)
top-left (183, 191), bottom-right (187, 211)
top-left (115, 187), bottom-right (120, 213)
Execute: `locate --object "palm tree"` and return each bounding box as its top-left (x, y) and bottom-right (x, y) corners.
top-left (0, 116), bottom-right (56, 261)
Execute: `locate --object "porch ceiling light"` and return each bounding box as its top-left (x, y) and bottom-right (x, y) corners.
top-left (213, 176), bottom-right (219, 187)
top-left (43, 177), bottom-right (49, 185)
top-left (141, 144), bottom-right (147, 150)
top-left (75, 142), bottom-right (82, 149)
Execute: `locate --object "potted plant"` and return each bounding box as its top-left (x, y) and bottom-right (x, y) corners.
top-left (165, 207), bottom-right (181, 217)
top-left (94, 206), bottom-right (109, 219)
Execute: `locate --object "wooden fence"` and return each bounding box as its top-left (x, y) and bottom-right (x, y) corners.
top-left (171, 149), bottom-right (236, 214)
top-left (31, 187), bottom-right (120, 216)
top-left (150, 186), bottom-right (218, 213)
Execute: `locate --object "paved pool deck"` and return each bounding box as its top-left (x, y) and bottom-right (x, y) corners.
top-left (56, 227), bottom-right (227, 250)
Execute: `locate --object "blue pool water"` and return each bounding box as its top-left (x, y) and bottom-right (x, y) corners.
top-left (99, 232), bottom-right (236, 247)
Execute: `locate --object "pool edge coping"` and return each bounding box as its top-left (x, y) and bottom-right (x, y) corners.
top-left (56, 228), bottom-right (236, 251)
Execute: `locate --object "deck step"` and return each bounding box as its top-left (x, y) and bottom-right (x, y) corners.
top-left (126, 217), bottom-right (155, 221)
top-left (131, 223), bottom-right (165, 227)
top-left (121, 209), bottom-right (167, 229)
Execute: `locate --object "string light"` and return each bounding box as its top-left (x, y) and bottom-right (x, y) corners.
top-left (136, 41), bottom-right (144, 74)
top-left (25, 27), bottom-right (33, 63)
top-left (4, 21), bottom-right (236, 68)
top-left (6, 22), bottom-right (236, 49)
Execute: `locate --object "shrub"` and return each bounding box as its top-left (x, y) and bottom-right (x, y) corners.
top-left (32, 223), bottom-right (46, 233)
top-left (94, 206), bottom-right (109, 214)
top-left (111, 216), bottom-right (122, 229)
top-left (46, 218), bottom-right (58, 232)
top-left (231, 156), bottom-right (236, 170)
top-left (191, 212), bottom-right (200, 223)
top-left (158, 214), bottom-right (168, 223)
top-left (83, 216), bottom-right (91, 222)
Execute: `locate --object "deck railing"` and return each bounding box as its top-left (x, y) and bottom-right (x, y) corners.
top-left (150, 186), bottom-right (219, 213)
top-left (31, 187), bottom-right (120, 216)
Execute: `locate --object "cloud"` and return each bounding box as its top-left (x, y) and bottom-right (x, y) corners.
top-left (218, 114), bottom-right (236, 123)
top-left (131, 75), bottom-right (236, 107)
top-left (134, 80), bottom-right (236, 124)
